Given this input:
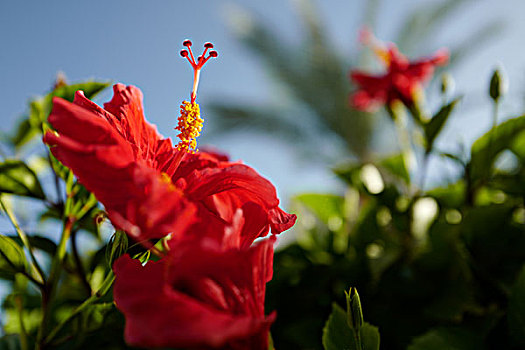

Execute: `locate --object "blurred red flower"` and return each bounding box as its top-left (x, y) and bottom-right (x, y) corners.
top-left (350, 41), bottom-right (448, 111)
top-left (113, 218), bottom-right (276, 349)
top-left (44, 84), bottom-right (296, 243)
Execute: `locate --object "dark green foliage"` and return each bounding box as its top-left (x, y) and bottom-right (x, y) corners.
top-left (0, 161), bottom-right (45, 199)
top-left (0, 236), bottom-right (27, 280)
top-left (424, 98), bottom-right (461, 153)
top-left (323, 304), bottom-right (358, 350)
top-left (322, 288), bottom-right (380, 350)
top-left (9, 81), bottom-right (110, 150)
top-left (266, 49), bottom-right (525, 350)
top-left (407, 327), bottom-right (486, 350)
top-left (508, 267), bottom-right (525, 346)
top-left (0, 79), bottom-right (121, 349)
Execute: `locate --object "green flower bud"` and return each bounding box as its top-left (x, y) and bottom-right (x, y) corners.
top-left (489, 68), bottom-right (507, 102)
top-left (345, 287), bottom-right (364, 330)
top-left (440, 73), bottom-right (454, 95)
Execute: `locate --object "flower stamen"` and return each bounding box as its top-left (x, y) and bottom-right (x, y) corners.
top-left (179, 40), bottom-right (218, 103)
top-left (176, 40), bottom-right (218, 153)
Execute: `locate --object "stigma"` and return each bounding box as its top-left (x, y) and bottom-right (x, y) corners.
top-left (176, 40), bottom-right (218, 153)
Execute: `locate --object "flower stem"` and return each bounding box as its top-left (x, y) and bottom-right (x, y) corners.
top-left (44, 270), bottom-right (115, 346)
top-left (0, 196), bottom-right (46, 284)
top-left (36, 215), bottom-right (76, 349)
top-left (14, 295), bottom-right (28, 350)
top-left (71, 229), bottom-right (92, 296)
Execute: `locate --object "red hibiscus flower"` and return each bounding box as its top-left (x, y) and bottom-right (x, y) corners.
top-left (113, 217), bottom-right (276, 349)
top-left (350, 33), bottom-right (448, 111)
top-left (44, 41), bottom-right (296, 244)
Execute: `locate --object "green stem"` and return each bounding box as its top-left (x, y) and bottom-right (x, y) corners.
top-left (15, 296), bottom-right (28, 350)
top-left (71, 229), bottom-right (92, 296)
top-left (47, 152), bottom-right (63, 208)
top-left (44, 270), bottom-right (115, 345)
top-left (36, 215), bottom-right (76, 349)
top-left (0, 196), bottom-right (46, 284)
top-left (492, 101), bottom-right (499, 131)
top-left (419, 151), bottom-right (430, 191)
top-left (390, 105), bottom-right (415, 191)
top-left (487, 101), bottom-right (499, 164)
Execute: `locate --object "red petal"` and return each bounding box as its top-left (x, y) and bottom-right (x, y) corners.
top-left (113, 237), bottom-right (276, 349)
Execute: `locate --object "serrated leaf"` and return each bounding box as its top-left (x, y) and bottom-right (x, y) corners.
top-left (322, 303), bottom-right (358, 350)
top-left (407, 327), bottom-right (486, 350)
top-left (424, 98), bottom-right (460, 153)
top-left (469, 114), bottom-right (525, 185)
top-left (0, 235), bottom-right (27, 276)
top-left (508, 266), bottom-right (525, 346)
top-left (0, 160), bottom-right (45, 199)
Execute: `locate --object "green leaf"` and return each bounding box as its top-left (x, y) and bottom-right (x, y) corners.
top-left (508, 266), bottom-right (525, 346)
top-left (469, 114), bottom-right (525, 185)
top-left (323, 289), bottom-right (380, 350)
top-left (50, 81), bottom-right (109, 106)
top-left (10, 117), bottom-right (40, 149)
top-left (427, 181), bottom-right (465, 208)
top-left (11, 81), bottom-right (110, 149)
top-left (322, 303), bottom-right (358, 350)
top-left (0, 235), bottom-right (27, 276)
top-left (293, 193), bottom-right (345, 228)
top-left (8, 235), bottom-right (57, 257)
top-left (107, 231), bottom-right (128, 266)
top-left (0, 160), bottom-right (45, 199)
top-left (424, 98), bottom-right (460, 153)
top-left (378, 154), bottom-right (410, 184)
top-left (407, 327), bottom-right (486, 350)
top-left (510, 130), bottom-right (525, 161)
top-left (360, 323), bottom-right (380, 350)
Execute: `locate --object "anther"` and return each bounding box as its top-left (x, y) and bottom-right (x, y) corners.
top-left (177, 40), bottom-right (218, 153)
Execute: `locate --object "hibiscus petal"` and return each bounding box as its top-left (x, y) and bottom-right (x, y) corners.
top-left (113, 241), bottom-right (276, 350)
top-left (183, 164), bottom-right (295, 239)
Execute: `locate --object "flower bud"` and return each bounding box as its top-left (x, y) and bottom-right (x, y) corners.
top-left (489, 68), bottom-right (507, 102)
top-left (440, 73), bottom-right (454, 95)
top-left (345, 287), bottom-right (364, 330)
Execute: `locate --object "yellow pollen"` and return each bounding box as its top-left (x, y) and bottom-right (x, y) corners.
top-left (176, 101), bottom-right (203, 153)
top-left (159, 172), bottom-right (176, 191)
top-left (373, 47), bottom-right (391, 66)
